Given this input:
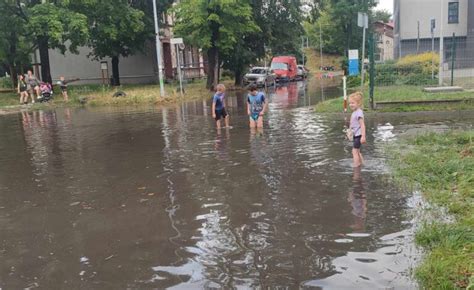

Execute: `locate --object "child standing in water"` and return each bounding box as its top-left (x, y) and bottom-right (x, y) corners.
top-left (349, 92), bottom-right (366, 167)
top-left (247, 84), bottom-right (267, 128)
top-left (211, 84), bottom-right (230, 129)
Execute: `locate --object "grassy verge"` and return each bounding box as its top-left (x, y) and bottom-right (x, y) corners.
top-left (388, 131), bottom-right (473, 289)
top-left (0, 79), bottom-right (237, 112)
top-left (314, 85), bottom-right (474, 113)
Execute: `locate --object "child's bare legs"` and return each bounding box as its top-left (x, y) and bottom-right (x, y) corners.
top-left (62, 91), bottom-right (69, 102)
top-left (257, 116), bottom-right (263, 128)
top-left (352, 148), bottom-right (363, 167)
top-left (249, 118), bottom-right (257, 128)
top-left (224, 115), bottom-right (230, 128)
top-left (216, 119), bottom-right (222, 130)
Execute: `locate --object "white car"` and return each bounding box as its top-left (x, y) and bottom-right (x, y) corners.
top-left (243, 67), bottom-right (276, 87)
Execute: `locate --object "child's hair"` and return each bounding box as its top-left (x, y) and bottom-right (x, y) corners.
top-left (18, 74), bottom-right (24, 79)
top-left (248, 84), bottom-right (257, 92)
top-left (349, 91), bottom-right (363, 107)
top-left (216, 83), bottom-right (226, 92)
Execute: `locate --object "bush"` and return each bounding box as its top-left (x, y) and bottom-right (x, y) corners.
top-left (346, 75), bottom-right (361, 88)
top-left (375, 52), bottom-right (439, 86)
top-left (0, 76), bottom-right (13, 89)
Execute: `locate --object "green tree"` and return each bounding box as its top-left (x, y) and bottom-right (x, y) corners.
top-left (70, 0), bottom-right (151, 86)
top-left (372, 9), bottom-right (392, 23)
top-left (174, 0), bottom-right (258, 90)
top-left (305, 0), bottom-right (377, 55)
top-left (0, 2), bottom-right (31, 86)
top-left (6, 1), bottom-right (89, 84)
top-left (262, 0), bottom-right (305, 57)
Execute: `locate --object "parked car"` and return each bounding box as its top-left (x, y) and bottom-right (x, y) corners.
top-left (270, 56), bottom-right (298, 82)
top-left (243, 67), bottom-right (276, 87)
top-left (297, 65), bottom-right (309, 79)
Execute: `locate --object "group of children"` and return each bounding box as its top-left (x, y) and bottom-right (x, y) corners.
top-left (211, 84), bottom-right (366, 167)
top-left (17, 70), bottom-right (73, 104)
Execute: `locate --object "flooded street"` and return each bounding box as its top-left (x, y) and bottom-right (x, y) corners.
top-left (1, 81), bottom-right (473, 288)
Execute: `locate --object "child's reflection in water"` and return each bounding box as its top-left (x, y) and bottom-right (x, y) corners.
top-left (348, 166), bottom-right (367, 231)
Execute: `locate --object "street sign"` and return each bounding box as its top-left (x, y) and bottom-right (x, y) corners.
top-left (170, 38), bottom-right (184, 45)
top-left (357, 12), bottom-right (368, 28)
top-left (431, 19), bottom-right (436, 33)
top-left (348, 49), bottom-right (359, 76)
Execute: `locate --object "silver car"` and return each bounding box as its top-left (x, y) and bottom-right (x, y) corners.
top-left (243, 67), bottom-right (276, 87)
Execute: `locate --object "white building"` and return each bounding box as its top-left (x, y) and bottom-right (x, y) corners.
top-left (394, 0), bottom-right (474, 68)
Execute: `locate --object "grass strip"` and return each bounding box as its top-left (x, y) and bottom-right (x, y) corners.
top-left (388, 131), bottom-right (473, 289)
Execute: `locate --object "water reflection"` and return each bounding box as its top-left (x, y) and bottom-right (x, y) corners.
top-left (348, 167), bottom-right (367, 232)
top-left (2, 88), bottom-right (473, 287)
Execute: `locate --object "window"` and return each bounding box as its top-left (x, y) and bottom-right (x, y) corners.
top-left (448, 2), bottom-right (459, 24)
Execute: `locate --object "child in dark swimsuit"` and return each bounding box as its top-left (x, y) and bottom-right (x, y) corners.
top-left (211, 84), bottom-right (230, 129)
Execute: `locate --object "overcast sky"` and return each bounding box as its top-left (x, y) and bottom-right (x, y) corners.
top-left (376, 0), bottom-right (393, 13)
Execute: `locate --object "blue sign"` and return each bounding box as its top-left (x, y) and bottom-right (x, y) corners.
top-left (349, 59), bottom-right (359, 76)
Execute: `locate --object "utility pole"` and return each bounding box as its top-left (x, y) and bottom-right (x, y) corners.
top-left (439, 0), bottom-right (444, 86)
top-left (359, 12), bottom-right (368, 88)
top-left (153, 0), bottom-right (165, 97)
top-left (302, 37), bottom-right (305, 65)
top-left (417, 21), bottom-right (420, 54)
top-left (431, 18), bottom-right (436, 79)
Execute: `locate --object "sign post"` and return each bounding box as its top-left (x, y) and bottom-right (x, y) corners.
top-left (171, 37), bottom-right (184, 96)
top-left (153, 0), bottom-right (165, 97)
top-left (358, 12), bottom-right (368, 88)
top-left (348, 49), bottom-right (359, 76)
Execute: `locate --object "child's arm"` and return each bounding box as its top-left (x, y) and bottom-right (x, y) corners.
top-left (17, 82), bottom-right (20, 94)
top-left (359, 117), bottom-right (366, 144)
top-left (247, 102), bottom-right (251, 116)
top-left (260, 96), bottom-right (268, 115)
top-left (211, 101), bottom-right (216, 118)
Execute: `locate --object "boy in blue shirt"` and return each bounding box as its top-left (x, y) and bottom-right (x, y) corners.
top-left (247, 84), bottom-right (267, 128)
top-left (211, 84), bottom-right (230, 129)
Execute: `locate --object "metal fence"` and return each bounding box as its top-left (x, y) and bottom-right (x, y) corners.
top-left (374, 35), bottom-right (474, 89)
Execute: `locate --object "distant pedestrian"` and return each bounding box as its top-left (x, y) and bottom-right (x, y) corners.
top-left (348, 92), bottom-right (366, 167)
top-left (211, 84), bottom-right (230, 129)
top-left (25, 70), bottom-right (40, 103)
top-left (247, 84), bottom-right (267, 128)
top-left (57, 76), bottom-right (79, 102)
top-left (17, 75), bottom-right (29, 104)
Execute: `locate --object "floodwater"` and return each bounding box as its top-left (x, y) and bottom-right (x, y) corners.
top-left (1, 80), bottom-right (473, 288)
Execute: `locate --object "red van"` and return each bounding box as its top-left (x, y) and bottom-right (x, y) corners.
top-left (270, 56), bottom-right (298, 82)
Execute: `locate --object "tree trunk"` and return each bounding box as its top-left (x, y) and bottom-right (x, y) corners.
top-left (234, 67), bottom-right (243, 87)
top-left (9, 65), bottom-right (18, 89)
top-left (206, 47), bottom-right (218, 90)
top-left (38, 36), bottom-right (52, 83)
top-left (111, 55), bottom-right (120, 86)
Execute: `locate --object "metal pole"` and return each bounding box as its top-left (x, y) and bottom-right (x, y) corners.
top-left (360, 26), bottom-right (366, 88)
top-left (439, 0), bottom-right (444, 86)
top-left (431, 29), bottom-right (435, 79)
top-left (302, 37), bottom-right (305, 65)
top-left (451, 32), bottom-right (456, 86)
top-left (369, 33), bottom-right (375, 110)
top-left (153, 0), bottom-right (165, 97)
top-left (319, 22), bottom-right (323, 70)
top-left (176, 44), bottom-right (184, 95)
top-left (417, 21), bottom-right (420, 54)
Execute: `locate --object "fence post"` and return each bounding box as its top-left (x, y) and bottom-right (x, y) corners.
top-left (451, 33), bottom-right (456, 87)
top-left (369, 33), bottom-right (375, 110)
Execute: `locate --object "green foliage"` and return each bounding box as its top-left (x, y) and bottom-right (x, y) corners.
top-left (371, 9), bottom-right (391, 23)
top-left (174, 0), bottom-right (258, 55)
top-left (305, 0), bottom-right (376, 55)
top-left (376, 52), bottom-right (440, 86)
top-left (389, 131), bottom-right (474, 289)
top-left (26, 3), bottom-right (89, 54)
top-left (0, 77), bottom-right (13, 89)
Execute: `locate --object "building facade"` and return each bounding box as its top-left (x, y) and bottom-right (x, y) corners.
top-left (374, 21), bottom-right (394, 62)
top-left (394, 0), bottom-right (474, 68)
top-left (32, 11), bottom-right (206, 85)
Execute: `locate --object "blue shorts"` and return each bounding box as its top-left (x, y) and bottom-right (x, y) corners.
top-left (214, 108), bottom-right (227, 121)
